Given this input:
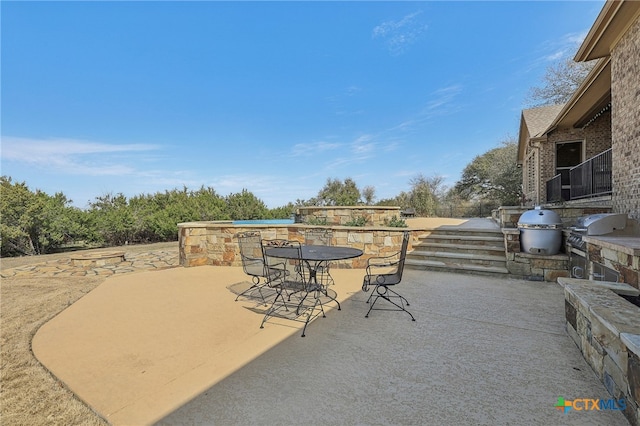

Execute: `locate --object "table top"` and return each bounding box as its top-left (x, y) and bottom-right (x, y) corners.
top-left (265, 245), bottom-right (363, 261)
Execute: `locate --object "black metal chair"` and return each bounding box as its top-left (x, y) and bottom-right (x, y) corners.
top-left (235, 231), bottom-right (281, 306)
top-left (304, 228), bottom-right (334, 286)
top-left (260, 239), bottom-right (327, 337)
top-left (362, 231), bottom-right (415, 321)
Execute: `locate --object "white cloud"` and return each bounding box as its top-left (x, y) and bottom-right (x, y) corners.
top-left (389, 84), bottom-right (463, 133)
top-left (373, 11), bottom-right (428, 55)
top-left (538, 30), bottom-right (590, 63)
top-left (352, 135), bottom-right (376, 155)
top-left (424, 84), bottom-right (463, 111)
top-left (290, 141), bottom-right (342, 157)
top-left (206, 173), bottom-right (317, 207)
top-left (1, 136), bottom-right (160, 176)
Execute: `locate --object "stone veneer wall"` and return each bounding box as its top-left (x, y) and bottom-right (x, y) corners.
top-left (611, 17), bottom-right (640, 221)
top-left (296, 206), bottom-right (402, 227)
top-left (561, 279), bottom-right (640, 425)
top-left (502, 227), bottom-right (569, 281)
top-left (584, 235), bottom-right (640, 290)
top-left (178, 221), bottom-right (412, 268)
top-left (494, 205), bottom-right (613, 229)
top-left (496, 206), bottom-right (612, 282)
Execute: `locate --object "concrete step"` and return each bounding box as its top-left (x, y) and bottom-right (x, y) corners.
top-left (407, 226), bottom-right (508, 277)
top-left (412, 242), bottom-right (505, 255)
top-left (417, 227), bottom-right (501, 237)
top-left (408, 250), bottom-right (507, 268)
top-left (405, 258), bottom-right (510, 277)
top-left (418, 234), bottom-right (504, 246)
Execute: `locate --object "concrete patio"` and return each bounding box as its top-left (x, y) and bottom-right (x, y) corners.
top-left (32, 263), bottom-right (628, 425)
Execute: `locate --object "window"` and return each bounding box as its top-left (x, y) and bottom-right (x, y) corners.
top-left (556, 141), bottom-right (583, 200)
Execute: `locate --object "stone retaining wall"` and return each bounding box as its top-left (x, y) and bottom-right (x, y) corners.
top-left (296, 206), bottom-right (402, 227)
top-left (495, 205), bottom-right (613, 229)
top-left (495, 206), bottom-right (621, 282)
top-left (502, 228), bottom-right (569, 281)
top-left (178, 221), bottom-right (412, 268)
top-left (560, 278), bottom-right (640, 425)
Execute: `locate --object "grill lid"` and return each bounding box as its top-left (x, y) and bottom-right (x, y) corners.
top-left (573, 213), bottom-right (627, 235)
top-left (518, 206), bottom-right (562, 229)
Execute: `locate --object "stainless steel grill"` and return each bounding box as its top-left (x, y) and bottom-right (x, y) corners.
top-left (566, 213), bottom-right (628, 280)
top-left (517, 207), bottom-right (563, 255)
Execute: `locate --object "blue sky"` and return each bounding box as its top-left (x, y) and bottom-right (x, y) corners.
top-left (1, 1), bottom-right (605, 209)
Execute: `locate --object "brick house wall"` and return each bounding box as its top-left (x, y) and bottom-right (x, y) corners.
top-left (523, 110), bottom-right (612, 205)
top-left (584, 108), bottom-right (613, 158)
top-left (611, 17), bottom-right (640, 221)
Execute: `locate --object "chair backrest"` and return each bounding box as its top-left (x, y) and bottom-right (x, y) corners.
top-left (236, 231), bottom-right (265, 278)
top-left (395, 231), bottom-right (410, 282)
top-left (261, 239), bottom-right (304, 282)
top-left (382, 231), bottom-right (410, 285)
top-left (305, 228), bottom-right (332, 246)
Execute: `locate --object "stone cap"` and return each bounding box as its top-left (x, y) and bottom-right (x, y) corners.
top-left (557, 276), bottom-right (640, 297)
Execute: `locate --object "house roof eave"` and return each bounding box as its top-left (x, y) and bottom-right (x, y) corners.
top-left (575, 0), bottom-right (640, 62)
top-left (542, 57), bottom-right (611, 133)
top-left (517, 113), bottom-right (529, 164)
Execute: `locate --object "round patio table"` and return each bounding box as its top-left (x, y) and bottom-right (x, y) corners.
top-left (264, 245), bottom-right (363, 310)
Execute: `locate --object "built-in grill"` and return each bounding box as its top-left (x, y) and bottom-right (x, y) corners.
top-left (567, 213), bottom-right (628, 280)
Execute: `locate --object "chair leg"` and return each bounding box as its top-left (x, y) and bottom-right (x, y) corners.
top-left (300, 292), bottom-right (325, 337)
top-left (364, 285), bottom-right (415, 321)
top-left (235, 277), bottom-right (267, 306)
top-left (260, 286), bottom-right (290, 329)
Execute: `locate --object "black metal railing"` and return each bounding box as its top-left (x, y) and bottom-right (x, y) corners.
top-left (546, 174), bottom-right (563, 203)
top-left (570, 148), bottom-right (612, 199)
top-left (545, 148), bottom-right (612, 203)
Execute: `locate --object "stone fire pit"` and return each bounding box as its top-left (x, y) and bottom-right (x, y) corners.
top-left (70, 251), bottom-right (126, 267)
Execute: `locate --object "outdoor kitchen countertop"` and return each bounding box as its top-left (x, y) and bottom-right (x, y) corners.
top-left (583, 235), bottom-right (640, 256)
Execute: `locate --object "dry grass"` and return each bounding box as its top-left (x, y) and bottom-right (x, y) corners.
top-left (1, 275), bottom-right (108, 425)
top-left (0, 243), bottom-right (175, 425)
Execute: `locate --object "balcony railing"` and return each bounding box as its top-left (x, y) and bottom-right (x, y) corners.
top-left (570, 148), bottom-right (612, 200)
top-left (545, 148), bottom-right (612, 203)
top-left (546, 174), bottom-right (563, 203)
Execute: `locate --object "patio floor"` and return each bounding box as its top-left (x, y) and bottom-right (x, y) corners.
top-left (33, 265), bottom-right (628, 425)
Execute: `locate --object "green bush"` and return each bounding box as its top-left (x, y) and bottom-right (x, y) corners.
top-left (344, 216), bottom-right (369, 227)
top-left (384, 215), bottom-right (407, 227)
top-left (306, 217), bottom-right (329, 225)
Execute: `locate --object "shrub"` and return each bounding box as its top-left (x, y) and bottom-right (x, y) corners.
top-left (306, 217), bottom-right (329, 225)
top-left (345, 216), bottom-right (369, 227)
top-left (384, 215), bottom-right (407, 228)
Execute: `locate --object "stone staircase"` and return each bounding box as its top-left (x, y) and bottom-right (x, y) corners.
top-left (406, 227), bottom-right (509, 277)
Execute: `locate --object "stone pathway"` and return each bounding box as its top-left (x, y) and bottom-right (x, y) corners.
top-left (0, 250), bottom-right (179, 278)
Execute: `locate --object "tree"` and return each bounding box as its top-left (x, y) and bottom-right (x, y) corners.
top-left (361, 186), bottom-right (376, 205)
top-left (527, 57), bottom-right (595, 107)
top-left (87, 192), bottom-right (135, 246)
top-left (1, 176), bottom-right (40, 255)
top-left (226, 189), bottom-right (269, 220)
top-left (376, 174), bottom-right (446, 216)
top-left (0, 176), bottom-right (91, 255)
top-left (269, 202), bottom-right (296, 219)
top-left (453, 138), bottom-right (521, 206)
top-left (407, 174), bottom-right (445, 216)
top-left (316, 178), bottom-right (361, 206)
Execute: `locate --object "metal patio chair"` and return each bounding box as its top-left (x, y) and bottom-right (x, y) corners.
top-left (304, 228), bottom-right (335, 286)
top-left (235, 231), bottom-right (281, 306)
top-left (260, 239), bottom-right (328, 337)
top-left (362, 231), bottom-right (415, 321)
